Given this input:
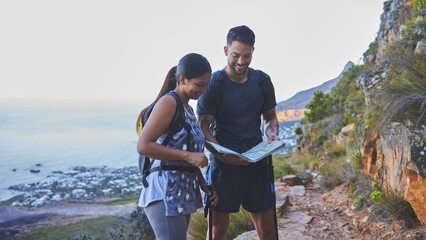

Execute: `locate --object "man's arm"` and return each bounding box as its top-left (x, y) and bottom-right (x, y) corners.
top-left (198, 114), bottom-right (250, 166)
top-left (263, 108), bottom-right (279, 143)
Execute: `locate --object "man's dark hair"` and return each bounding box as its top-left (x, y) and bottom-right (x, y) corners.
top-left (226, 25), bottom-right (255, 47)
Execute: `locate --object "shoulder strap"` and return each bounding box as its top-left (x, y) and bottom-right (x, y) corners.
top-left (256, 70), bottom-right (272, 109)
top-left (157, 92), bottom-right (193, 176)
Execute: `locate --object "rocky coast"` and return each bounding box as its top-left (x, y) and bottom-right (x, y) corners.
top-left (4, 166), bottom-right (142, 208)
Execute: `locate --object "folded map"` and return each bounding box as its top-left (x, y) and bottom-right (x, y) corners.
top-left (205, 140), bottom-right (286, 163)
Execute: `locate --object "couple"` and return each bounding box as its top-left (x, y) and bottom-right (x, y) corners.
top-left (137, 25), bottom-right (279, 240)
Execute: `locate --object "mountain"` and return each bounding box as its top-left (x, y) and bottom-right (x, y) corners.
top-left (275, 61), bottom-right (355, 122)
top-left (276, 61), bottom-right (355, 112)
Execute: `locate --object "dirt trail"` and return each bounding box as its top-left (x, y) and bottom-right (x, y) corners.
top-left (235, 179), bottom-right (425, 240)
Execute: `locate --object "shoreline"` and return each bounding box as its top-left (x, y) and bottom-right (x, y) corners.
top-left (1, 166), bottom-right (142, 209)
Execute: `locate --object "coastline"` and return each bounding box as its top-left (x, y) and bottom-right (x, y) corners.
top-left (1, 166), bottom-right (142, 208)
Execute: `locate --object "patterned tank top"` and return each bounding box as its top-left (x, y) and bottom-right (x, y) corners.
top-left (138, 104), bottom-right (204, 216)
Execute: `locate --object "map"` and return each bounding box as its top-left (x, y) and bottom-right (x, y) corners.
top-left (206, 140), bottom-right (286, 163)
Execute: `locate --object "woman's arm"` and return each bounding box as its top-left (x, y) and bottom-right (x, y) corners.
top-left (137, 95), bottom-right (208, 168)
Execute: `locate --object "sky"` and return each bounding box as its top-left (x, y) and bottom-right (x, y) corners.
top-left (0, 0), bottom-right (386, 103)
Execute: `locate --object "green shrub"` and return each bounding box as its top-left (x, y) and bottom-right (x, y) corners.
top-left (318, 156), bottom-right (348, 190)
top-left (333, 124), bottom-right (342, 135)
top-left (295, 126), bottom-right (303, 135)
top-left (305, 91), bottom-right (334, 123)
top-left (413, 0), bottom-right (425, 11)
top-left (330, 144), bottom-right (345, 158)
top-left (354, 196), bottom-right (366, 209)
top-left (273, 155), bottom-right (296, 178)
top-left (376, 15), bottom-right (426, 128)
top-left (188, 208), bottom-right (255, 240)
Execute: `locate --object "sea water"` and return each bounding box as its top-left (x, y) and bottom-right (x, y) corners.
top-left (0, 98), bottom-right (147, 201)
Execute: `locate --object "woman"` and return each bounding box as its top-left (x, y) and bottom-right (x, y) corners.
top-left (137, 53), bottom-right (218, 240)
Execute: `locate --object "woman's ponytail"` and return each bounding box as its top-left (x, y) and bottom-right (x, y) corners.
top-left (136, 66), bottom-right (178, 134)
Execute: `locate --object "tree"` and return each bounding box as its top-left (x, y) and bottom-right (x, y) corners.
top-left (305, 91), bottom-right (334, 123)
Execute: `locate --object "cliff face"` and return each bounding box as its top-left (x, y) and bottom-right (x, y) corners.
top-left (364, 0), bottom-right (414, 63)
top-left (277, 109), bottom-right (307, 122)
top-left (359, 0), bottom-right (425, 224)
top-left (361, 123), bottom-right (426, 224)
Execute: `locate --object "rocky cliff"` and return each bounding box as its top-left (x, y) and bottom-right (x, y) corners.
top-left (359, 0), bottom-right (425, 224)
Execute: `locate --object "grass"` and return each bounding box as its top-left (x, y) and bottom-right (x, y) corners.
top-left (0, 194), bottom-right (25, 206)
top-left (273, 155), bottom-right (296, 179)
top-left (370, 184), bottom-right (421, 228)
top-left (188, 208), bottom-right (254, 240)
top-left (22, 216), bottom-right (127, 240)
top-left (102, 196), bottom-right (139, 206)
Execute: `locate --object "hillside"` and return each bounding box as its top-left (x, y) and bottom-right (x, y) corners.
top-left (285, 0), bottom-right (425, 233)
top-left (276, 61), bottom-right (354, 122)
top-left (276, 61), bottom-right (354, 112)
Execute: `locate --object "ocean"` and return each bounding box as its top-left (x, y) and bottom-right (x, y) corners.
top-left (0, 98), bottom-right (147, 201)
top-left (0, 98), bottom-right (298, 201)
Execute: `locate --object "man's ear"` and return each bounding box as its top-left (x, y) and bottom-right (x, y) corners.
top-left (224, 46), bottom-right (228, 56)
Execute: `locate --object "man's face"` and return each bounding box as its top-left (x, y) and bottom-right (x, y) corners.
top-left (225, 41), bottom-right (254, 76)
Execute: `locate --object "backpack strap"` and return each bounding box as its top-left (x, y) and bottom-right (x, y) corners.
top-left (141, 91), bottom-right (193, 187)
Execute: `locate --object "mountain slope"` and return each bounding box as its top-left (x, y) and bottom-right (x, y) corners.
top-left (276, 61), bottom-right (355, 112)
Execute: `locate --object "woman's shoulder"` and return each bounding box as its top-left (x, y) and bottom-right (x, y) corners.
top-left (150, 94), bottom-right (177, 118)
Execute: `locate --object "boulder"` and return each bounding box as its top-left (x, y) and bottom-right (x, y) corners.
top-left (280, 175), bottom-right (303, 186)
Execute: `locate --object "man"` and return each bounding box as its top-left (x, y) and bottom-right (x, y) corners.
top-left (197, 25), bottom-right (279, 240)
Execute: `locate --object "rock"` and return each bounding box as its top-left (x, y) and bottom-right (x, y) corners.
top-left (281, 175), bottom-right (303, 186)
top-left (233, 230), bottom-right (258, 240)
top-left (234, 229), bottom-right (314, 240)
top-left (291, 186), bottom-right (306, 196)
top-left (340, 123), bottom-right (355, 135)
top-left (287, 211), bottom-right (313, 224)
top-left (276, 194), bottom-right (290, 216)
top-left (414, 40), bottom-right (426, 55)
top-left (365, 123), bottom-right (426, 225)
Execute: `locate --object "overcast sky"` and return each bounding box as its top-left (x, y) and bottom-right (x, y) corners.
top-left (0, 0), bottom-right (385, 103)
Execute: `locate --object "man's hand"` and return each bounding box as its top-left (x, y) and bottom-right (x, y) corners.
top-left (267, 133), bottom-right (279, 143)
top-left (219, 154), bottom-right (251, 166)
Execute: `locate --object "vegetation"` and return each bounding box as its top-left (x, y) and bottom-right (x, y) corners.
top-left (288, 2), bottom-right (424, 229)
top-left (413, 0), bottom-right (425, 11)
top-left (23, 216), bottom-right (127, 240)
top-left (22, 207), bottom-right (155, 240)
top-left (273, 155), bottom-right (296, 178)
top-left (188, 208), bottom-right (254, 240)
top-left (305, 91), bottom-right (334, 123)
top-left (294, 126), bottom-right (303, 135)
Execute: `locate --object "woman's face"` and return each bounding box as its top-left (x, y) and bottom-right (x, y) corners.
top-left (184, 72), bottom-right (211, 100)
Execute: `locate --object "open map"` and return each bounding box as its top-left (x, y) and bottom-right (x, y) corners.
top-left (206, 140), bottom-right (286, 163)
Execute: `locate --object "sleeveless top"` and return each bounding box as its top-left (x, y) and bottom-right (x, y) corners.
top-left (138, 105), bottom-right (204, 216)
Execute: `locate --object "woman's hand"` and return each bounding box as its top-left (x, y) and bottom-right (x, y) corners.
top-left (186, 152), bottom-right (208, 168)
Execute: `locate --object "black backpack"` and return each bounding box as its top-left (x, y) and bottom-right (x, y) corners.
top-left (138, 91), bottom-right (196, 187)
